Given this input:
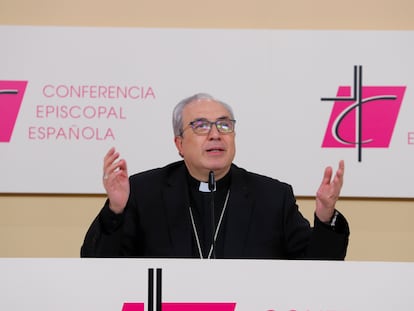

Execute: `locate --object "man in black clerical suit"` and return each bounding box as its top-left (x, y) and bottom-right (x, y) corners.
top-left (81, 93), bottom-right (349, 259)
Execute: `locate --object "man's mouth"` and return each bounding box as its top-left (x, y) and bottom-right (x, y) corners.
top-left (206, 147), bottom-right (224, 153)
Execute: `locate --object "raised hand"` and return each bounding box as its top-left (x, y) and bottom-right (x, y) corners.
top-left (315, 160), bottom-right (345, 223)
top-left (102, 147), bottom-right (130, 214)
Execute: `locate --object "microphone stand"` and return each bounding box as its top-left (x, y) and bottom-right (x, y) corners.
top-left (208, 171), bottom-right (216, 259)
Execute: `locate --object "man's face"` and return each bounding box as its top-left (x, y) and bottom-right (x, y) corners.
top-left (174, 99), bottom-right (236, 181)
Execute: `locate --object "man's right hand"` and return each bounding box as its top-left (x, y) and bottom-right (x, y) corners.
top-left (102, 147), bottom-right (130, 214)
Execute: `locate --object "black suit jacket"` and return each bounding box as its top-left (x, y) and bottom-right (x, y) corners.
top-left (81, 161), bottom-right (349, 259)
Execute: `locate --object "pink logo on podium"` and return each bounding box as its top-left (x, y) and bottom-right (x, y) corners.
top-left (0, 81), bottom-right (28, 142)
top-left (122, 302), bottom-right (236, 311)
top-left (121, 269), bottom-right (236, 311)
top-left (321, 66), bottom-right (406, 161)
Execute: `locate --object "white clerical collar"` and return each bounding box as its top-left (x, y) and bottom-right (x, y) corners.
top-left (199, 182), bottom-right (216, 192)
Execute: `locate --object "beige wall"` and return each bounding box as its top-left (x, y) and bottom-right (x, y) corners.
top-left (1, 0), bottom-right (413, 260)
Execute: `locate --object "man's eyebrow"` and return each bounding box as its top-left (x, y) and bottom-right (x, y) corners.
top-left (192, 116), bottom-right (230, 122)
top-left (192, 117), bottom-right (208, 122)
top-left (216, 116), bottom-right (231, 120)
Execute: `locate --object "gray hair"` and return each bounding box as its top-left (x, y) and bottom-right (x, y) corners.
top-left (172, 93), bottom-right (235, 136)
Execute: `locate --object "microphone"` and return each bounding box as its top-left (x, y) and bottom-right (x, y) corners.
top-left (208, 170), bottom-right (215, 191)
top-left (208, 170), bottom-right (216, 259)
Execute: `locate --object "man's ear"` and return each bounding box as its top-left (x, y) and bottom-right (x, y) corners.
top-left (174, 136), bottom-right (184, 158)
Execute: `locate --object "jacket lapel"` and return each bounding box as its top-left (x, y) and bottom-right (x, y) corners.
top-left (223, 165), bottom-right (254, 258)
top-left (162, 163), bottom-right (193, 257)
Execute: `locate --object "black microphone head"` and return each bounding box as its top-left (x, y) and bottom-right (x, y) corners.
top-left (208, 170), bottom-right (215, 191)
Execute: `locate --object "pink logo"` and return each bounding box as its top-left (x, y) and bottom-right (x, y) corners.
top-left (321, 66), bottom-right (406, 161)
top-left (122, 302), bottom-right (236, 311)
top-left (0, 81), bottom-right (28, 142)
top-left (121, 269), bottom-right (236, 311)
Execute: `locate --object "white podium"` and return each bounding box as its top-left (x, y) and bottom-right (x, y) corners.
top-left (1, 258), bottom-right (413, 311)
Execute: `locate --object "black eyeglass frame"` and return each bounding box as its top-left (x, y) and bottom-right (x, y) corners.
top-left (180, 118), bottom-right (236, 136)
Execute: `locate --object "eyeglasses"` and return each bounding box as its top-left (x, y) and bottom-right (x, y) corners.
top-left (181, 118), bottom-right (236, 136)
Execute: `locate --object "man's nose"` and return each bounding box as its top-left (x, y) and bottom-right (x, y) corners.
top-left (207, 124), bottom-right (221, 139)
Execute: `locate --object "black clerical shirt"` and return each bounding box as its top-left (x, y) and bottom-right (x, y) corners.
top-left (187, 171), bottom-right (231, 258)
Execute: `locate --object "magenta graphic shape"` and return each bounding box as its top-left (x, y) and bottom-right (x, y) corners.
top-left (122, 302), bottom-right (236, 311)
top-left (162, 302), bottom-right (236, 311)
top-left (122, 303), bottom-right (145, 311)
top-left (322, 86), bottom-right (405, 148)
top-left (0, 81), bottom-right (28, 142)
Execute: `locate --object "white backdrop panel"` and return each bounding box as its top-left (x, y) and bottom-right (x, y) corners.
top-left (0, 26), bottom-right (413, 196)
